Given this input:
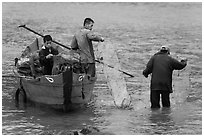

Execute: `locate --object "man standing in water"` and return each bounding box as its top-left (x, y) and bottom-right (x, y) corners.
top-left (70, 18), bottom-right (104, 78)
top-left (143, 46), bottom-right (187, 108)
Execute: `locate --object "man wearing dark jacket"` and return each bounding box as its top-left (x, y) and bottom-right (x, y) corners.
top-left (143, 46), bottom-right (187, 108)
top-left (39, 35), bottom-right (59, 75)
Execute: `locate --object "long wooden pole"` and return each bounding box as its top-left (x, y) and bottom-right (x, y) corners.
top-left (18, 25), bottom-right (134, 77)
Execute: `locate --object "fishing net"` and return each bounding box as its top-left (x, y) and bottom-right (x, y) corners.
top-left (52, 51), bottom-right (81, 75)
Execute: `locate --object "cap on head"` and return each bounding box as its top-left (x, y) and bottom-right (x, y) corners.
top-left (160, 45), bottom-right (170, 54)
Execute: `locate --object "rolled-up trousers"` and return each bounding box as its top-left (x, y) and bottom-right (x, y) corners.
top-left (150, 90), bottom-right (170, 108)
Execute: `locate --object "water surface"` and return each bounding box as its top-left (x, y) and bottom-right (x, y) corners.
top-left (2, 2), bottom-right (202, 135)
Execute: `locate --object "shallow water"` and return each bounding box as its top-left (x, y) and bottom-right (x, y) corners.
top-left (2, 2), bottom-right (202, 135)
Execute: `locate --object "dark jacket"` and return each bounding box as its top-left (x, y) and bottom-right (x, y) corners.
top-left (39, 46), bottom-right (59, 75)
top-left (70, 28), bottom-right (103, 63)
top-left (143, 51), bottom-right (187, 93)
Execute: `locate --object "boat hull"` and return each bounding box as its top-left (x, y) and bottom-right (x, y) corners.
top-left (14, 68), bottom-right (96, 109)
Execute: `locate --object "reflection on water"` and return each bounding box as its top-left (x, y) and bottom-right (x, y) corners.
top-left (148, 108), bottom-right (175, 134)
top-left (149, 108), bottom-right (173, 125)
top-left (2, 77), bottom-right (96, 135)
top-left (2, 96), bottom-right (96, 135)
top-left (95, 101), bottom-right (202, 135)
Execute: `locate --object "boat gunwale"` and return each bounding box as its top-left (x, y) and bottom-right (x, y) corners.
top-left (13, 67), bottom-right (96, 87)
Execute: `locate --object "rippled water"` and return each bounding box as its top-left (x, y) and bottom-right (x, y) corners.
top-left (2, 2), bottom-right (202, 135)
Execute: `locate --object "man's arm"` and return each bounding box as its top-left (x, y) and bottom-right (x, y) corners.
top-left (51, 47), bottom-right (59, 55)
top-left (143, 56), bottom-right (154, 78)
top-left (70, 36), bottom-right (79, 50)
top-left (171, 57), bottom-right (187, 70)
top-left (87, 32), bottom-right (104, 42)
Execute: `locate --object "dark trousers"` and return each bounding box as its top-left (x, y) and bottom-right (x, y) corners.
top-left (43, 60), bottom-right (53, 75)
top-left (150, 90), bottom-right (170, 108)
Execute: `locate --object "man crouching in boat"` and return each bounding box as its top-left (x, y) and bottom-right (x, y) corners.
top-left (70, 18), bottom-right (104, 78)
top-left (39, 35), bottom-right (59, 75)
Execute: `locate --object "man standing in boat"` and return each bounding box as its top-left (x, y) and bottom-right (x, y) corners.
top-left (70, 18), bottom-right (104, 78)
top-left (143, 46), bottom-right (187, 108)
top-left (39, 35), bottom-right (59, 75)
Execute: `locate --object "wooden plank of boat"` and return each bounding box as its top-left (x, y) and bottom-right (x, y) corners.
top-left (14, 67), bottom-right (96, 105)
top-left (97, 42), bottom-right (131, 108)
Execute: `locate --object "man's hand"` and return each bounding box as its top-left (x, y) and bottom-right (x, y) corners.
top-left (144, 74), bottom-right (148, 78)
top-left (142, 71), bottom-right (148, 78)
top-left (181, 59), bottom-right (187, 64)
top-left (100, 37), bottom-right (105, 42)
top-left (46, 54), bottom-right (53, 59)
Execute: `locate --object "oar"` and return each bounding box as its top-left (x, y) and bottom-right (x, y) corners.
top-left (18, 25), bottom-right (134, 77)
top-left (18, 25), bottom-right (71, 50)
top-left (95, 59), bottom-right (134, 77)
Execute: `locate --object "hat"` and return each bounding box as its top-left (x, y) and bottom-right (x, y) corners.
top-left (160, 45), bottom-right (170, 54)
top-left (160, 45), bottom-right (169, 51)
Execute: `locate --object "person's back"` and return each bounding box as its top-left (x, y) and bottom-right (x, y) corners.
top-left (151, 52), bottom-right (175, 92)
top-left (143, 46), bottom-right (187, 108)
top-left (74, 28), bottom-right (95, 63)
top-left (144, 50), bottom-right (187, 92)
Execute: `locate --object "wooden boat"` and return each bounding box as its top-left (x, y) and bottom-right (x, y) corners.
top-left (13, 37), bottom-right (96, 111)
